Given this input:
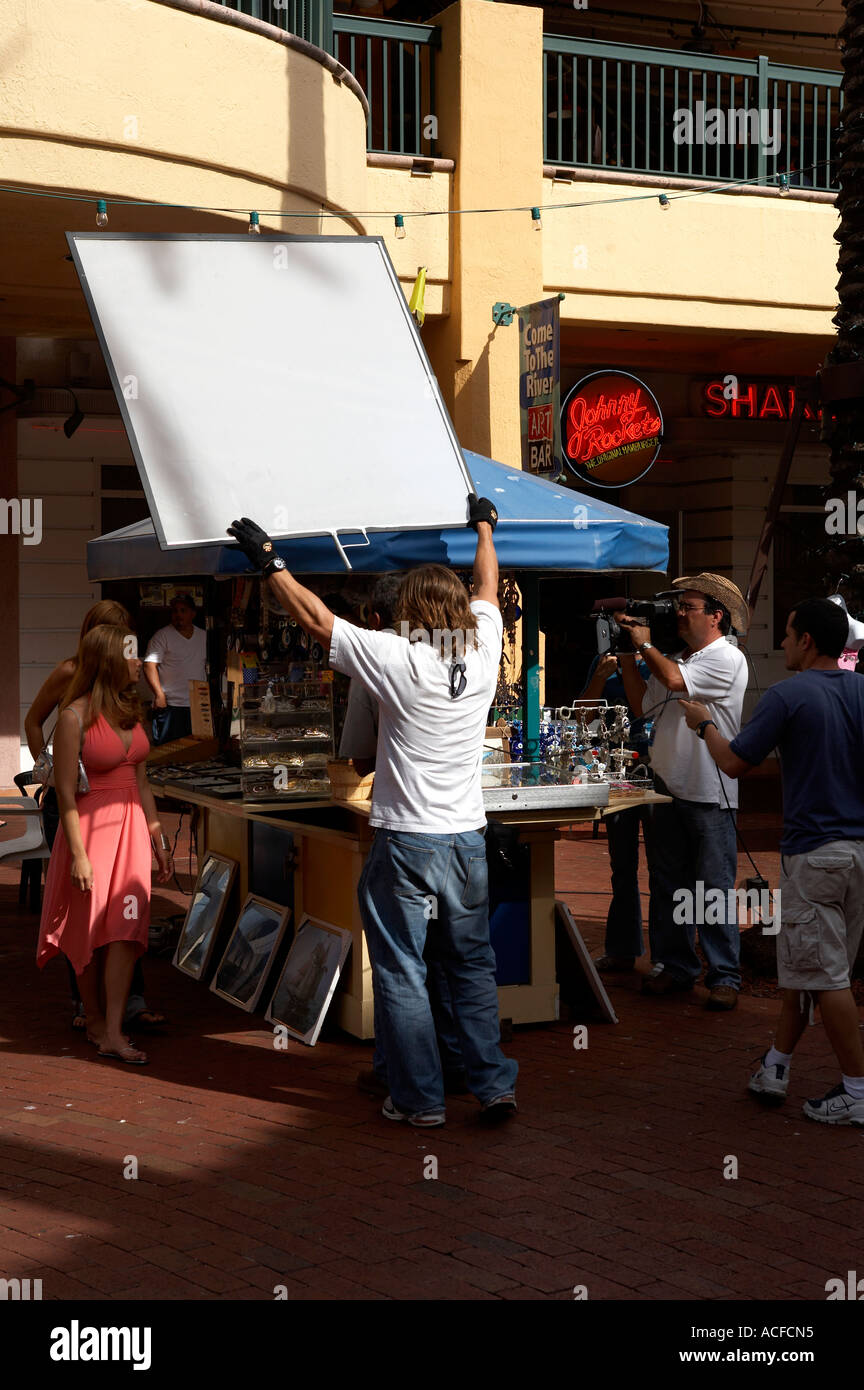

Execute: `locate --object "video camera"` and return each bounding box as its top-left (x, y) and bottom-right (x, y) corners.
top-left (591, 594), bottom-right (681, 657)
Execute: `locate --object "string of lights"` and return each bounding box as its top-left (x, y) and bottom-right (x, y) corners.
top-left (0, 159), bottom-right (832, 235)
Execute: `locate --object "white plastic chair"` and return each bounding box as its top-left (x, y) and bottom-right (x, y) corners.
top-left (0, 795), bottom-right (51, 910)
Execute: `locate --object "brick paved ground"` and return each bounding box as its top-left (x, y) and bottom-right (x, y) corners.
top-left (1, 812), bottom-right (863, 1302)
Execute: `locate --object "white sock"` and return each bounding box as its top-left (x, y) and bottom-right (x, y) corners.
top-left (841, 1074), bottom-right (864, 1100)
top-left (765, 1045), bottom-right (792, 1069)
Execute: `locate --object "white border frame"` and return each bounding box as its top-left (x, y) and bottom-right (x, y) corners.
top-left (172, 853), bottom-right (238, 981)
top-left (210, 893), bottom-right (292, 1012)
top-left (265, 914), bottom-right (353, 1046)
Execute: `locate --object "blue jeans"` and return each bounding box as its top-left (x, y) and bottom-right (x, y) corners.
top-left (604, 803), bottom-right (652, 960)
top-left (359, 828), bottom-right (519, 1114)
top-left (371, 943), bottom-right (466, 1086)
top-left (642, 776), bottom-right (741, 989)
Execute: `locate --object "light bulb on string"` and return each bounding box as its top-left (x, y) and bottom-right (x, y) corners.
top-left (531, 206), bottom-right (542, 230)
top-left (96, 199), bottom-right (108, 229)
top-left (658, 194), bottom-right (670, 212)
top-left (248, 211), bottom-right (261, 235)
top-left (778, 174), bottom-right (790, 197)
top-left (394, 214), bottom-right (406, 239)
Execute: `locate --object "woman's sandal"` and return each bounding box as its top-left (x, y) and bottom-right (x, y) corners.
top-left (97, 1043), bottom-right (148, 1066)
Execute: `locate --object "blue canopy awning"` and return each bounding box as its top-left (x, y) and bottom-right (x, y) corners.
top-left (87, 450), bottom-right (668, 579)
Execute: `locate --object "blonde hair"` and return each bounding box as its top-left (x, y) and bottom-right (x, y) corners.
top-left (60, 625), bottom-right (142, 731)
top-left (79, 599), bottom-right (132, 641)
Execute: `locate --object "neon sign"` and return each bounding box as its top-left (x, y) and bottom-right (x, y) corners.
top-left (561, 370), bottom-right (663, 487)
top-left (703, 380), bottom-right (821, 420)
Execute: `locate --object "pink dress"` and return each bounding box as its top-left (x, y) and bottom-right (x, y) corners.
top-left (38, 714), bottom-right (152, 976)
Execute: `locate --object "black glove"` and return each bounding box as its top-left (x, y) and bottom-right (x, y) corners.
top-left (467, 493), bottom-right (498, 532)
top-left (227, 516), bottom-right (276, 570)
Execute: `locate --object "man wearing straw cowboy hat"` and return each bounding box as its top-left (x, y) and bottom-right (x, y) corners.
top-left (619, 573), bottom-right (750, 1010)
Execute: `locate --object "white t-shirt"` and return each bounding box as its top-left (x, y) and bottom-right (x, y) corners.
top-left (644, 636), bottom-right (748, 808)
top-left (144, 624), bottom-right (207, 707)
top-left (329, 599), bottom-right (503, 833)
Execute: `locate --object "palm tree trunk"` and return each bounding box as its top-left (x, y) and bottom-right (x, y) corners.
top-left (822, 0), bottom-right (864, 597)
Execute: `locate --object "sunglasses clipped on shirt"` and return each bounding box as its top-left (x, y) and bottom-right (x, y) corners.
top-left (449, 660), bottom-right (467, 699)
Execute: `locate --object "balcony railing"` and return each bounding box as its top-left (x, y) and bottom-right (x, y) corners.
top-left (215, 1), bottom-right (332, 53)
top-left (210, 9), bottom-right (842, 183)
top-left (333, 16), bottom-right (439, 157)
top-left (543, 35), bottom-right (842, 191)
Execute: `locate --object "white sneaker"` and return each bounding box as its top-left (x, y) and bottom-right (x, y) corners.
top-left (802, 1083), bottom-right (864, 1127)
top-left (748, 1054), bottom-right (789, 1105)
top-left (381, 1096), bottom-right (446, 1128)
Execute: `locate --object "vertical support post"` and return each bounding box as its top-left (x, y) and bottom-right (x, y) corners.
top-left (311, 0), bottom-right (332, 56)
top-left (757, 54), bottom-right (769, 185)
top-left (0, 338), bottom-right (20, 786)
top-left (744, 379), bottom-right (812, 620)
top-left (520, 574), bottom-right (541, 758)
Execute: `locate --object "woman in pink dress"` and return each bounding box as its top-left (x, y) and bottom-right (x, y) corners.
top-left (38, 624), bottom-right (172, 1064)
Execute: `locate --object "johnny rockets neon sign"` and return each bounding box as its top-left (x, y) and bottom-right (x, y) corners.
top-left (703, 380), bottom-right (821, 419)
top-left (561, 370), bottom-right (663, 487)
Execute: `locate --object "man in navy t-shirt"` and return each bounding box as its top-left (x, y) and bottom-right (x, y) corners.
top-left (680, 597), bottom-right (864, 1127)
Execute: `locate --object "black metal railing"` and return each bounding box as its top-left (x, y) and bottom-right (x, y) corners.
top-left (544, 35), bottom-right (842, 191)
top-left (333, 16), bottom-right (439, 157)
top-left (215, 1), bottom-right (332, 56)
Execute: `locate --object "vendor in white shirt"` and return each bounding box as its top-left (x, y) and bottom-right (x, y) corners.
top-left (227, 499), bottom-right (518, 1130)
top-left (618, 574), bottom-right (749, 1010)
top-left (143, 594), bottom-right (208, 745)
top-left (339, 574), bottom-right (470, 1101)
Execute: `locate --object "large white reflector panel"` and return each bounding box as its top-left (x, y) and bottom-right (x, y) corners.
top-left (67, 234), bottom-right (473, 553)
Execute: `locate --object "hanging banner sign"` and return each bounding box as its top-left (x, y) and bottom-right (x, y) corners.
top-left (518, 298), bottom-right (562, 476)
top-left (561, 369), bottom-right (663, 487)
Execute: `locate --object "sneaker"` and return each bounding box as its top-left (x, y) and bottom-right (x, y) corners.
top-left (594, 954), bottom-right (636, 974)
top-left (706, 985), bottom-right (738, 1011)
top-left (802, 1083), bottom-right (864, 1127)
top-left (479, 1093), bottom-right (517, 1125)
top-left (748, 1054), bottom-right (789, 1105)
top-left (381, 1096), bottom-right (446, 1128)
top-left (641, 965), bottom-right (693, 996)
top-left (356, 1068), bottom-right (389, 1098)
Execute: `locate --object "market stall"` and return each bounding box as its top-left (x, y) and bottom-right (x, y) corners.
top-left (88, 453), bottom-right (668, 1039)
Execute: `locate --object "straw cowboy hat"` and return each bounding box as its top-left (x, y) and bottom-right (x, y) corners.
top-left (671, 573), bottom-right (749, 636)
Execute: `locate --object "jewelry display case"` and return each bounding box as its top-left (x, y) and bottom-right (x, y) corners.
top-left (239, 670), bottom-right (335, 801)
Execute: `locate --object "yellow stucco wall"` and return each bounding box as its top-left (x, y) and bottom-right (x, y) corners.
top-left (428, 1), bottom-right (544, 465)
top-left (544, 178), bottom-right (838, 336)
top-left (0, 1), bottom-right (842, 382)
top-left (364, 165), bottom-right (452, 317)
top-left (2, 0), bottom-right (369, 230)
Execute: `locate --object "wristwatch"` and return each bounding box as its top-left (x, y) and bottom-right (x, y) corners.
top-left (262, 556), bottom-right (287, 579)
top-left (696, 719), bottom-right (717, 739)
top-left (637, 641), bottom-right (654, 653)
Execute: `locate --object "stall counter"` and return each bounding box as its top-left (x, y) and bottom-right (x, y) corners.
top-left (152, 778), bottom-right (668, 1039)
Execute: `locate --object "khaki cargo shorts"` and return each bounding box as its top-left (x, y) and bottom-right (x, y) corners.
top-left (777, 840), bottom-right (864, 991)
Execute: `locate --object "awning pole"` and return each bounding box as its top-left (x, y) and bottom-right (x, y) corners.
top-left (520, 575), bottom-right (541, 758)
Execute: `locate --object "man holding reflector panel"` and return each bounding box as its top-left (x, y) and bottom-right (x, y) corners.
top-left (227, 497), bottom-right (518, 1129)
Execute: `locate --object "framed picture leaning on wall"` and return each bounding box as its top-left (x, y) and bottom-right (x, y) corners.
top-left (173, 853), bottom-right (238, 981)
top-left (211, 894), bottom-right (292, 1012)
top-left (266, 916), bottom-right (352, 1046)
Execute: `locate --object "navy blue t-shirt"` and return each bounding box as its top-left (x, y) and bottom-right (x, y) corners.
top-left (730, 669), bottom-right (864, 855)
